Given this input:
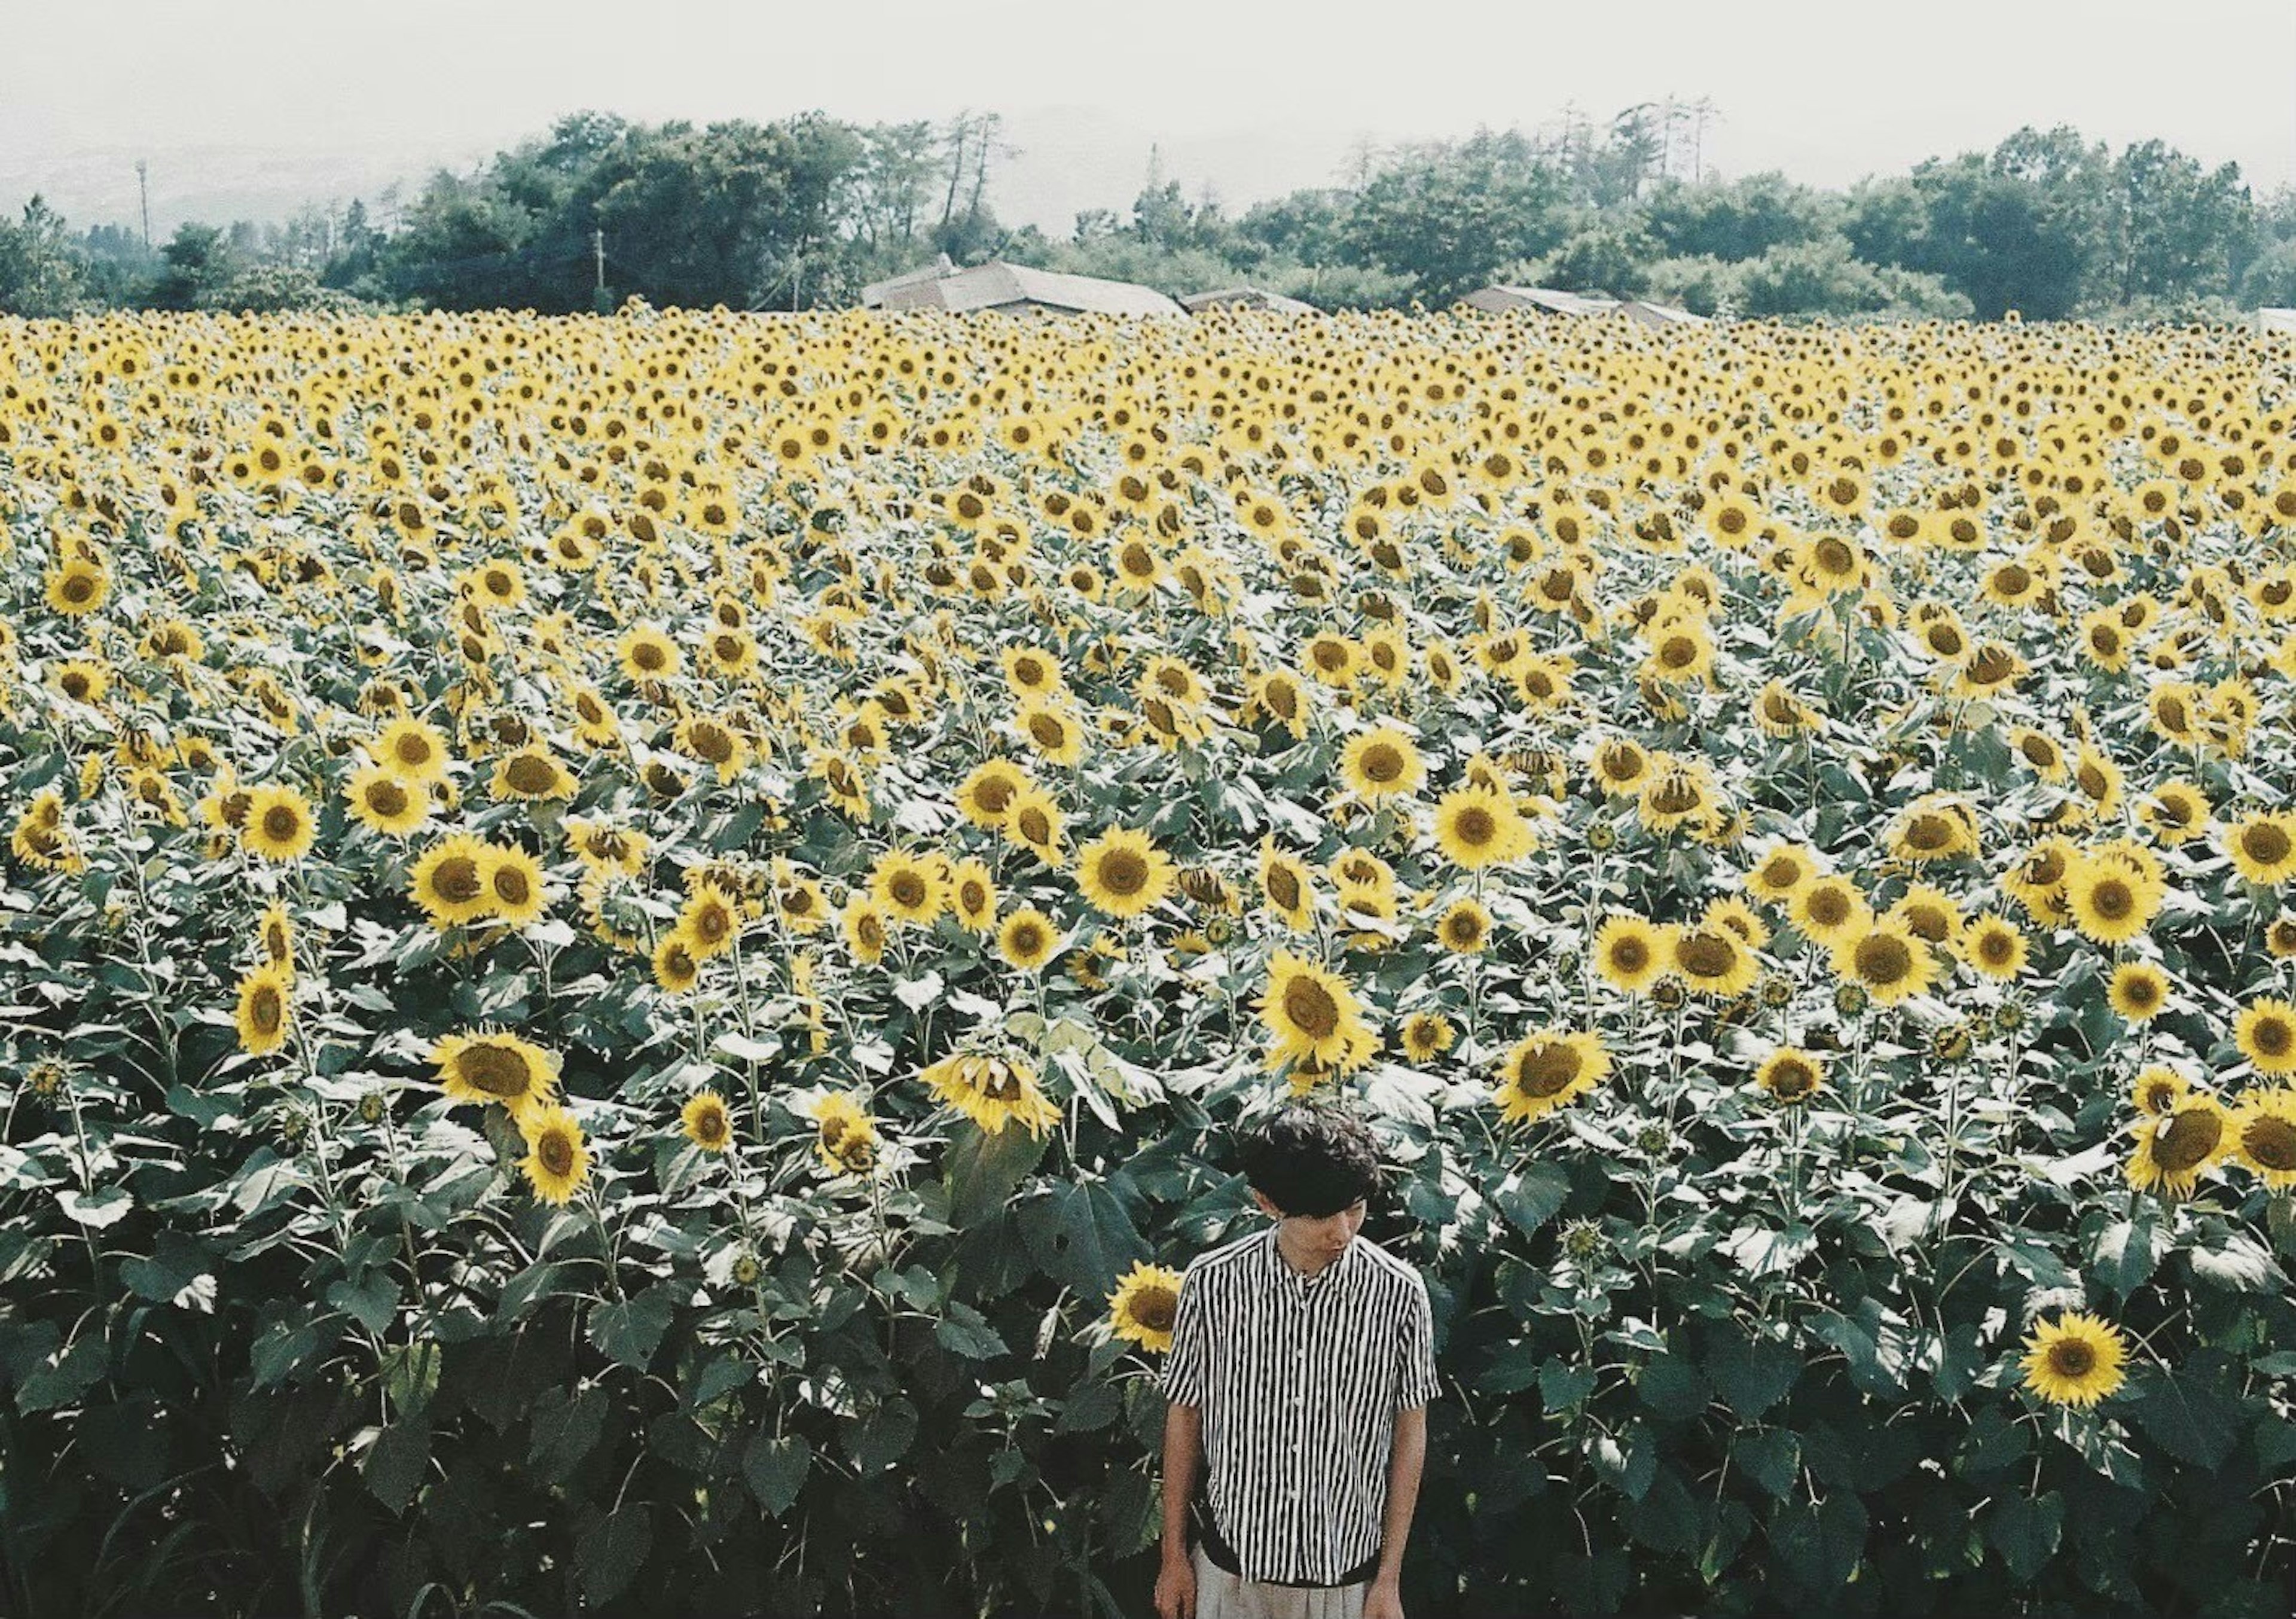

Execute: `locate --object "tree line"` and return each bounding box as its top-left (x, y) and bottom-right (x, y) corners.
top-left (4, 106), bottom-right (2292, 322)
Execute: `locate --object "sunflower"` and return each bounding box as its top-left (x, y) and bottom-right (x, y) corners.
top-left (409, 833), bottom-right (496, 928)
top-left (2124, 1093), bottom-right (2230, 1197)
top-left (870, 849), bottom-right (951, 929)
top-left (948, 858), bottom-right (997, 932)
top-left (2234, 996), bottom-right (2296, 1077)
top-left (517, 1105), bottom-right (591, 1205)
top-left (678, 881), bottom-right (742, 959)
top-left (2139, 780), bottom-right (2212, 845)
top-left (618, 623), bottom-right (682, 683)
top-left (2224, 812), bottom-right (2296, 886)
top-left (996, 905), bottom-right (1061, 971)
top-left (1593, 913), bottom-right (1669, 995)
top-left (45, 556), bottom-right (111, 617)
top-left (2065, 854), bottom-right (2160, 947)
top-left (807, 1092), bottom-right (880, 1175)
top-left (1075, 826), bottom-right (1176, 921)
top-left (1003, 786), bottom-right (1068, 868)
top-left (491, 746), bottom-right (577, 803)
top-left (1258, 950), bottom-right (1376, 1074)
top-left (1832, 917), bottom-right (1938, 1007)
top-left (640, 928), bottom-right (699, 992)
top-left (1015, 701), bottom-right (1088, 768)
top-left (1340, 725), bottom-right (1426, 805)
top-left (1791, 874), bottom-right (1870, 949)
top-left (1399, 1010), bottom-right (1457, 1063)
top-left (2108, 961), bottom-right (2171, 1023)
top-left (2229, 1090), bottom-right (2296, 1188)
top-left (233, 963), bottom-right (293, 1056)
top-left (1745, 843), bottom-right (1819, 904)
top-left (1959, 913), bottom-right (2028, 980)
top-left (372, 718), bottom-right (452, 783)
top-left (240, 783), bottom-right (317, 862)
top-left (954, 758), bottom-right (1030, 829)
top-left (1434, 897), bottom-right (1492, 955)
top-left (344, 764), bottom-right (431, 838)
top-left (1257, 837), bottom-right (1318, 932)
top-left (1430, 782), bottom-right (1531, 872)
top-left (2019, 1311), bottom-right (2129, 1408)
top-left (841, 897), bottom-right (890, 966)
top-left (920, 1051), bottom-right (1062, 1137)
top-left (257, 901), bottom-right (295, 969)
top-left (1107, 1261), bottom-right (1185, 1353)
top-left (1884, 883), bottom-right (1962, 951)
top-left (432, 1029), bottom-right (562, 1120)
top-left (2132, 1064), bottom-right (2189, 1117)
top-left (1492, 1028), bottom-right (1610, 1124)
top-left (482, 844), bottom-right (551, 928)
top-left (1755, 1047), bottom-right (1825, 1104)
top-left (681, 1091), bottom-right (734, 1152)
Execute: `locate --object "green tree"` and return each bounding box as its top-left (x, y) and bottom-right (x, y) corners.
top-left (0, 195), bottom-right (88, 316)
top-left (2108, 139), bottom-right (2252, 302)
top-left (1342, 128), bottom-right (1568, 305)
top-left (146, 221), bottom-right (240, 312)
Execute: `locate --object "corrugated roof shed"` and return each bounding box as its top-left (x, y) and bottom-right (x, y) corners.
top-left (862, 258), bottom-right (1183, 316)
top-left (1460, 285), bottom-right (1621, 316)
top-left (2259, 308), bottom-right (2296, 336)
top-left (1616, 298), bottom-right (1711, 328)
top-left (1180, 286), bottom-right (1319, 315)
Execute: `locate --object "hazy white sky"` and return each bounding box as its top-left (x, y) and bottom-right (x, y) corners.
top-left (5, 0), bottom-right (2292, 234)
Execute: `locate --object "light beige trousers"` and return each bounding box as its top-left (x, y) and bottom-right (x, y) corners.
top-left (1190, 1544), bottom-right (1369, 1619)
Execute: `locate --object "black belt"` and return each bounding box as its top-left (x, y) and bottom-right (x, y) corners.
top-left (1198, 1504), bottom-right (1382, 1589)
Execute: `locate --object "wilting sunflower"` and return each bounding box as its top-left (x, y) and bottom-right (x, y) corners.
top-left (240, 783), bottom-right (317, 862)
top-left (2224, 812), bottom-right (2296, 885)
top-left (2229, 1090), bottom-right (2296, 1188)
top-left (870, 849), bottom-right (951, 929)
top-left (2234, 996), bottom-right (2296, 1077)
top-left (1755, 1047), bottom-right (1825, 1105)
top-left (1832, 917), bottom-right (1938, 1007)
top-left (1492, 1028), bottom-right (1610, 1124)
top-left (2107, 961), bottom-right (2171, 1023)
top-left (807, 1092), bottom-right (880, 1175)
top-left (517, 1105), bottom-right (591, 1205)
top-left (344, 764), bottom-right (430, 839)
top-left (1434, 897), bottom-right (1492, 955)
top-left (233, 963), bottom-right (294, 1057)
top-left (410, 833), bottom-right (495, 929)
top-left (841, 898), bottom-right (890, 966)
top-left (1107, 1261), bottom-right (1185, 1353)
top-left (1339, 725), bottom-right (1426, 805)
top-left (431, 1029), bottom-right (562, 1120)
top-left (257, 901), bottom-right (295, 970)
top-left (1258, 950), bottom-right (1376, 1074)
top-left (1075, 826), bottom-right (1177, 921)
top-left (681, 1091), bottom-right (734, 1152)
top-left (1593, 913), bottom-right (1669, 995)
top-left (1430, 782), bottom-right (1531, 872)
top-left (2019, 1310), bottom-right (2128, 1408)
top-left (2124, 1093), bottom-right (2230, 1197)
top-left (920, 1051), bottom-right (1062, 1137)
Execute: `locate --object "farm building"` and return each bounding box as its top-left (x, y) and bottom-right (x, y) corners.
top-left (860, 257), bottom-right (1183, 317)
top-left (1616, 298), bottom-right (1711, 328)
top-left (2259, 307), bottom-right (2296, 337)
top-left (1460, 285), bottom-right (1622, 317)
top-left (1180, 286), bottom-right (1318, 315)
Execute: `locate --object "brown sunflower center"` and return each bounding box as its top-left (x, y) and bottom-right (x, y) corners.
top-left (1854, 933), bottom-right (1914, 987)
top-left (2241, 822), bottom-right (2292, 867)
top-left (2047, 1339), bottom-right (2096, 1379)
top-left (1517, 1042), bottom-right (1583, 1098)
top-left (2154, 1108), bottom-right (2224, 1173)
top-left (457, 1043), bottom-right (533, 1098)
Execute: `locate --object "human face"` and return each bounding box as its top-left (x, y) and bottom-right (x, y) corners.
top-left (1255, 1190), bottom-right (1367, 1258)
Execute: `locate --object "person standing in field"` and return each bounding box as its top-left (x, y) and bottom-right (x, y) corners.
top-left (1154, 1100), bottom-right (1438, 1619)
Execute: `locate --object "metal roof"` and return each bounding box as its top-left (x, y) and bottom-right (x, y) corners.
top-left (1180, 286), bottom-right (1319, 315)
top-left (862, 258), bottom-right (1184, 316)
top-left (1460, 285), bottom-right (1622, 316)
top-left (1615, 298), bottom-right (1711, 328)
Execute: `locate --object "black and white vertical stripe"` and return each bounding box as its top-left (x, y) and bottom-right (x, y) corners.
top-left (1162, 1224), bottom-right (1439, 1586)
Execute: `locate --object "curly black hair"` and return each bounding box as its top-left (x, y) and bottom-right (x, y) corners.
top-left (1236, 1100), bottom-right (1385, 1218)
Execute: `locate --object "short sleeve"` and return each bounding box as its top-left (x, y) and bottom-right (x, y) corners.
top-left (1159, 1264), bottom-right (1208, 1408)
top-left (1394, 1273), bottom-right (1437, 1414)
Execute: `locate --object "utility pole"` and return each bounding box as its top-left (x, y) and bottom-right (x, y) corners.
top-left (593, 228), bottom-right (606, 297)
top-left (136, 159), bottom-right (151, 247)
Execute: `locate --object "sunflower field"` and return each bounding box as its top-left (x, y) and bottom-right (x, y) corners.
top-left (3, 304), bottom-right (2295, 1618)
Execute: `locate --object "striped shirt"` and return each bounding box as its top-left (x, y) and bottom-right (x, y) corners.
top-left (1160, 1223), bottom-right (1439, 1586)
